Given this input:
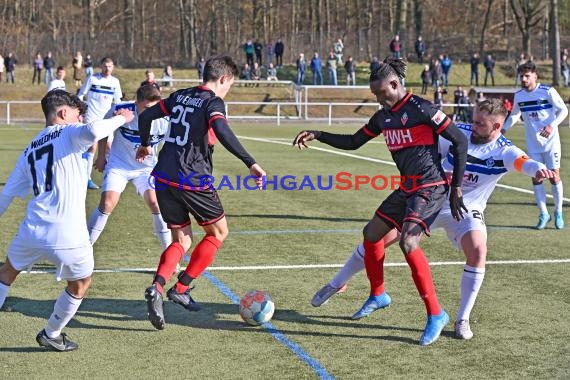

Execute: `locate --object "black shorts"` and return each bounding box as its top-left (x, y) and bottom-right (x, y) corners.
top-left (375, 184), bottom-right (449, 236)
top-left (156, 186), bottom-right (225, 228)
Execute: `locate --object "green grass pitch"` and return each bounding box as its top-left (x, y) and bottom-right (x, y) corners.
top-left (0, 123), bottom-right (569, 379)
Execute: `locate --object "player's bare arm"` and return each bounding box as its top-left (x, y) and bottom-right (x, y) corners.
top-left (249, 163), bottom-right (266, 189)
top-left (95, 137), bottom-right (109, 172)
top-left (293, 128), bottom-right (371, 151)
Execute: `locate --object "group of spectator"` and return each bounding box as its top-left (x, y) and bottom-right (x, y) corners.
top-left (242, 38), bottom-right (285, 68)
top-left (294, 39), bottom-right (357, 86)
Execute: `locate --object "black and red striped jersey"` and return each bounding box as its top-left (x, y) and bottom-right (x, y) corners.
top-left (149, 85), bottom-right (255, 189)
top-left (363, 92), bottom-right (452, 191)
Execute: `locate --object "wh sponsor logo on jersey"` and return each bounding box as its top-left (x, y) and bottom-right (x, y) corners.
top-left (385, 129), bottom-right (413, 147)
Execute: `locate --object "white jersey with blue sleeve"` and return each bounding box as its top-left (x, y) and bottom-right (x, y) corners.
top-left (77, 73), bottom-right (122, 123)
top-left (105, 101), bottom-right (169, 171)
top-left (439, 123), bottom-right (546, 211)
top-left (503, 84), bottom-right (569, 153)
top-left (0, 117), bottom-right (126, 248)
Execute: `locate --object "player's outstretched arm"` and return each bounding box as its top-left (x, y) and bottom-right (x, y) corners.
top-left (81, 109), bottom-right (134, 144)
top-left (293, 128), bottom-right (372, 151)
top-left (0, 193), bottom-right (14, 217)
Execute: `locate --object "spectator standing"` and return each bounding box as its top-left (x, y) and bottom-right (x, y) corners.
top-left (503, 97), bottom-right (513, 117)
top-left (415, 36), bottom-right (426, 63)
top-left (0, 53), bottom-right (4, 82)
top-left (84, 54), bottom-right (94, 78)
top-left (333, 38), bottom-right (344, 63)
top-left (162, 65), bottom-right (173, 88)
top-left (440, 54), bottom-right (452, 86)
top-left (389, 35), bottom-right (401, 59)
top-left (274, 38), bottom-right (284, 68)
top-left (434, 85), bottom-right (446, 110)
top-left (196, 57), bottom-right (206, 81)
top-left (266, 40), bottom-right (274, 65)
top-left (32, 52), bottom-right (43, 85)
top-left (296, 53), bottom-right (306, 84)
top-left (514, 53), bottom-right (526, 86)
top-left (370, 56), bottom-right (381, 73)
top-left (72, 51), bottom-right (83, 87)
top-left (254, 39), bottom-right (263, 65)
top-left (458, 90), bottom-right (471, 122)
top-left (44, 51), bottom-right (55, 84)
top-left (431, 58), bottom-right (442, 89)
top-left (326, 51), bottom-right (338, 86)
top-left (344, 56), bottom-right (356, 86)
top-left (5, 52), bottom-right (17, 83)
top-left (420, 64), bottom-right (431, 95)
top-left (561, 52), bottom-right (569, 88)
top-left (243, 39), bottom-right (255, 67)
top-left (453, 86), bottom-right (464, 118)
top-left (470, 53), bottom-right (480, 86)
top-left (484, 54), bottom-right (495, 86)
top-left (310, 52), bottom-right (323, 85)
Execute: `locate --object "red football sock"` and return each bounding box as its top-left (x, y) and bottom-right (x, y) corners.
top-left (363, 239), bottom-right (385, 296)
top-left (405, 247), bottom-right (441, 316)
top-left (177, 236), bottom-right (222, 292)
top-left (154, 242), bottom-right (186, 293)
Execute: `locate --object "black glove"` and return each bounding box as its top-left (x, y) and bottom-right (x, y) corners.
top-left (449, 186), bottom-right (468, 221)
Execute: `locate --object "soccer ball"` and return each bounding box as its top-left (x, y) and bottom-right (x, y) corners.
top-left (239, 290), bottom-right (275, 326)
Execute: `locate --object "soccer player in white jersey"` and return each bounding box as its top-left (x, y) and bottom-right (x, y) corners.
top-left (503, 61), bottom-right (569, 229)
top-left (47, 66), bottom-right (66, 92)
top-left (311, 99), bottom-right (554, 340)
top-left (0, 90), bottom-right (134, 351)
top-left (77, 57), bottom-right (123, 190)
top-left (87, 85), bottom-right (171, 249)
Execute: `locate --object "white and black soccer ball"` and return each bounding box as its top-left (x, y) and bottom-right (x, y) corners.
top-left (239, 290), bottom-right (275, 326)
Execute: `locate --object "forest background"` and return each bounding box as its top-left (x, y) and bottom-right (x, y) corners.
top-left (0, 0), bottom-right (568, 80)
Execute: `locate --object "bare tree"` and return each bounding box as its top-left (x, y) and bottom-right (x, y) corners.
top-left (509, 0), bottom-right (547, 55)
top-left (550, 0), bottom-right (560, 85)
top-left (479, 0), bottom-right (495, 55)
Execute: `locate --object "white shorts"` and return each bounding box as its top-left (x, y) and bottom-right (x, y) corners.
top-left (528, 150), bottom-right (561, 170)
top-left (431, 208), bottom-right (487, 250)
top-left (101, 167), bottom-right (153, 196)
top-left (8, 238), bottom-right (94, 281)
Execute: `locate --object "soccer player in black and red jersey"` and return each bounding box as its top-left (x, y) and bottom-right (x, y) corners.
top-left (136, 55), bottom-right (266, 330)
top-left (293, 57), bottom-right (468, 346)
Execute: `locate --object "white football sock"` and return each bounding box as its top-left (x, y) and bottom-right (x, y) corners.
top-left (329, 243), bottom-right (365, 288)
top-left (533, 184), bottom-right (548, 214)
top-left (87, 207), bottom-right (110, 245)
top-left (85, 152), bottom-right (95, 178)
top-left (552, 182), bottom-right (564, 213)
top-left (456, 265), bottom-right (485, 321)
top-left (0, 281), bottom-right (10, 309)
top-left (152, 213), bottom-right (171, 250)
top-left (45, 289), bottom-right (83, 338)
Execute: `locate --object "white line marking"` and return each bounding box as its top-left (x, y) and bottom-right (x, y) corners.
top-left (21, 259), bottom-right (570, 275)
top-left (239, 135), bottom-right (570, 202)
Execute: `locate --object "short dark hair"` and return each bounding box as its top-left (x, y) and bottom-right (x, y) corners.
top-left (518, 61), bottom-right (537, 74)
top-left (41, 89), bottom-right (87, 120)
top-left (370, 57), bottom-right (407, 83)
top-left (136, 84), bottom-right (162, 103)
top-left (203, 55), bottom-right (239, 82)
top-left (56, 66), bottom-right (64, 71)
top-left (100, 57), bottom-right (114, 65)
top-left (476, 98), bottom-right (508, 118)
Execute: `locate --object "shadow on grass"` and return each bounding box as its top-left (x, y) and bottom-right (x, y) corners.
top-left (2, 295), bottom-right (424, 346)
top-left (226, 213), bottom-right (368, 223)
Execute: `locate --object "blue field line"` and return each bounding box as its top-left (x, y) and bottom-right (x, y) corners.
top-left (202, 271), bottom-right (335, 380)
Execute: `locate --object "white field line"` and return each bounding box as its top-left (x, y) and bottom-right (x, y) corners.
top-left (239, 135), bottom-right (570, 202)
top-left (22, 258), bottom-right (570, 275)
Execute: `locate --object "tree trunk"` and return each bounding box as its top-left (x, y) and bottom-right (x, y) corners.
top-left (550, 0), bottom-right (560, 85)
top-left (479, 0), bottom-right (494, 56)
